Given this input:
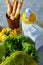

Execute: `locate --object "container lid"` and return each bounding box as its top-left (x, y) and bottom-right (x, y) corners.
top-left (25, 8), bottom-right (32, 19)
top-left (21, 8), bottom-right (36, 24)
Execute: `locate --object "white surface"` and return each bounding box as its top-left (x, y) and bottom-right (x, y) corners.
top-left (22, 22), bottom-right (43, 50)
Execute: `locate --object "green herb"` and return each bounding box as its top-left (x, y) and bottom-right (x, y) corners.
top-left (5, 29), bottom-right (12, 36)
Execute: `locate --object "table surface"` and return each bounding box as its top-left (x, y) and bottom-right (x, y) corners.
top-left (37, 46), bottom-right (43, 65)
top-left (0, 0), bottom-right (43, 65)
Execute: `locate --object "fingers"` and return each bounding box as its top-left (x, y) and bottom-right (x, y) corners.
top-left (14, 0), bottom-right (23, 18)
top-left (10, 3), bottom-right (20, 20)
top-left (20, 0), bottom-right (23, 8)
top-left (10, 0), bottom-right (18, 20)
top-left (12, 0), bottom-right (15, 3)
top-left (6, 0), bottom-right (23, 20)
top-left (6, 0), bottom-right (12, 16)
top-left (12, 0), bottom-right (18, 15)
top-left (14, 3), bottom-right (21, 18)
top-left (12, 0), bottom-right (15, 7)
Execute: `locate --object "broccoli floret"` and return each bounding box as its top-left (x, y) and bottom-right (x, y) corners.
top-left (22, 42), bottom-right (40, 63)
top-left (30, 51), bottom-right (40, 63)
top-left (5, 29), bottom-right (12, 36)
top-left (3, 35), bottom-right (39, 63)
top-left (0, 43), bottom-right (6, 63)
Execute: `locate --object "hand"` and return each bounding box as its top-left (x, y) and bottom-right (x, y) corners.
top-left (6, 0), bottom-right (23, 20)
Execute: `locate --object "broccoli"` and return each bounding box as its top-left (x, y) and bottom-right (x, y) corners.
top-left (22, 42), bottom-right (40, 62)
top-left (3, 35), bottom-right (39, 63)
top-left (5, 29), bottom-right (12, 36)
top-left (0, 43), bottom-right (6, 63)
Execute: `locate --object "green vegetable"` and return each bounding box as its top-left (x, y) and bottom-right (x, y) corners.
top-left (22, 42), bottom-right (35, 53)
top-left (5, 29), bottom-right (12, 36)
top-left (22, 42), bottom-right (40, 62)
top-left (3, 35), bottom-right (39, 63)
top-left (0, 43), bottom-right (6, 63)
top-left (0, 51), bottom-right (37, 65)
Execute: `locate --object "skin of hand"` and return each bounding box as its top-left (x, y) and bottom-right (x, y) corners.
top-left (10, 0), bottom-right (23, 20)
top-left (12, 0), bottom-right (16, 7)
top-left (6, 0), bottom-right (23, 20)
top-left (10, 0), bottom-right (18, 20)
top-left (6, 0), bottom-right (12, 17)
top-left (14, 0), bottom-right (23, 18)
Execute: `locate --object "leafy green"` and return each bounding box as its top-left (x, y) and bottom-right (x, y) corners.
top-left (22, 42), bottom-right (40, 62)
top-left (3, 35), bottom-right (39, 63)
top-left (0, 43), bottom-right (6, 63)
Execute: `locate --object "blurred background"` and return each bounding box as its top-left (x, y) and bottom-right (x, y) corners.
top-left (0, 0), bottom-right (43, 65)
top-left (0, 0), bottom-right (43, 27)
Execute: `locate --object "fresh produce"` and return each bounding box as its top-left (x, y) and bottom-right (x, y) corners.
top-left (22, 42), bottom-right (39, 62)
top-left (0, 51), bottom-right (37, 65)
top-left (3, 35), bottom-right (39, 63)
top-left (0, 43), bottom-right (6, 63)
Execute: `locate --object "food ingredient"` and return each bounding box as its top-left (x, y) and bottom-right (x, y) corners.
top-left (0, 51), bottom-right (37, 65)
top-left (0, 43), bottom-right (6, 63)
top-left (3, 35), bottom-right (39, 63)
